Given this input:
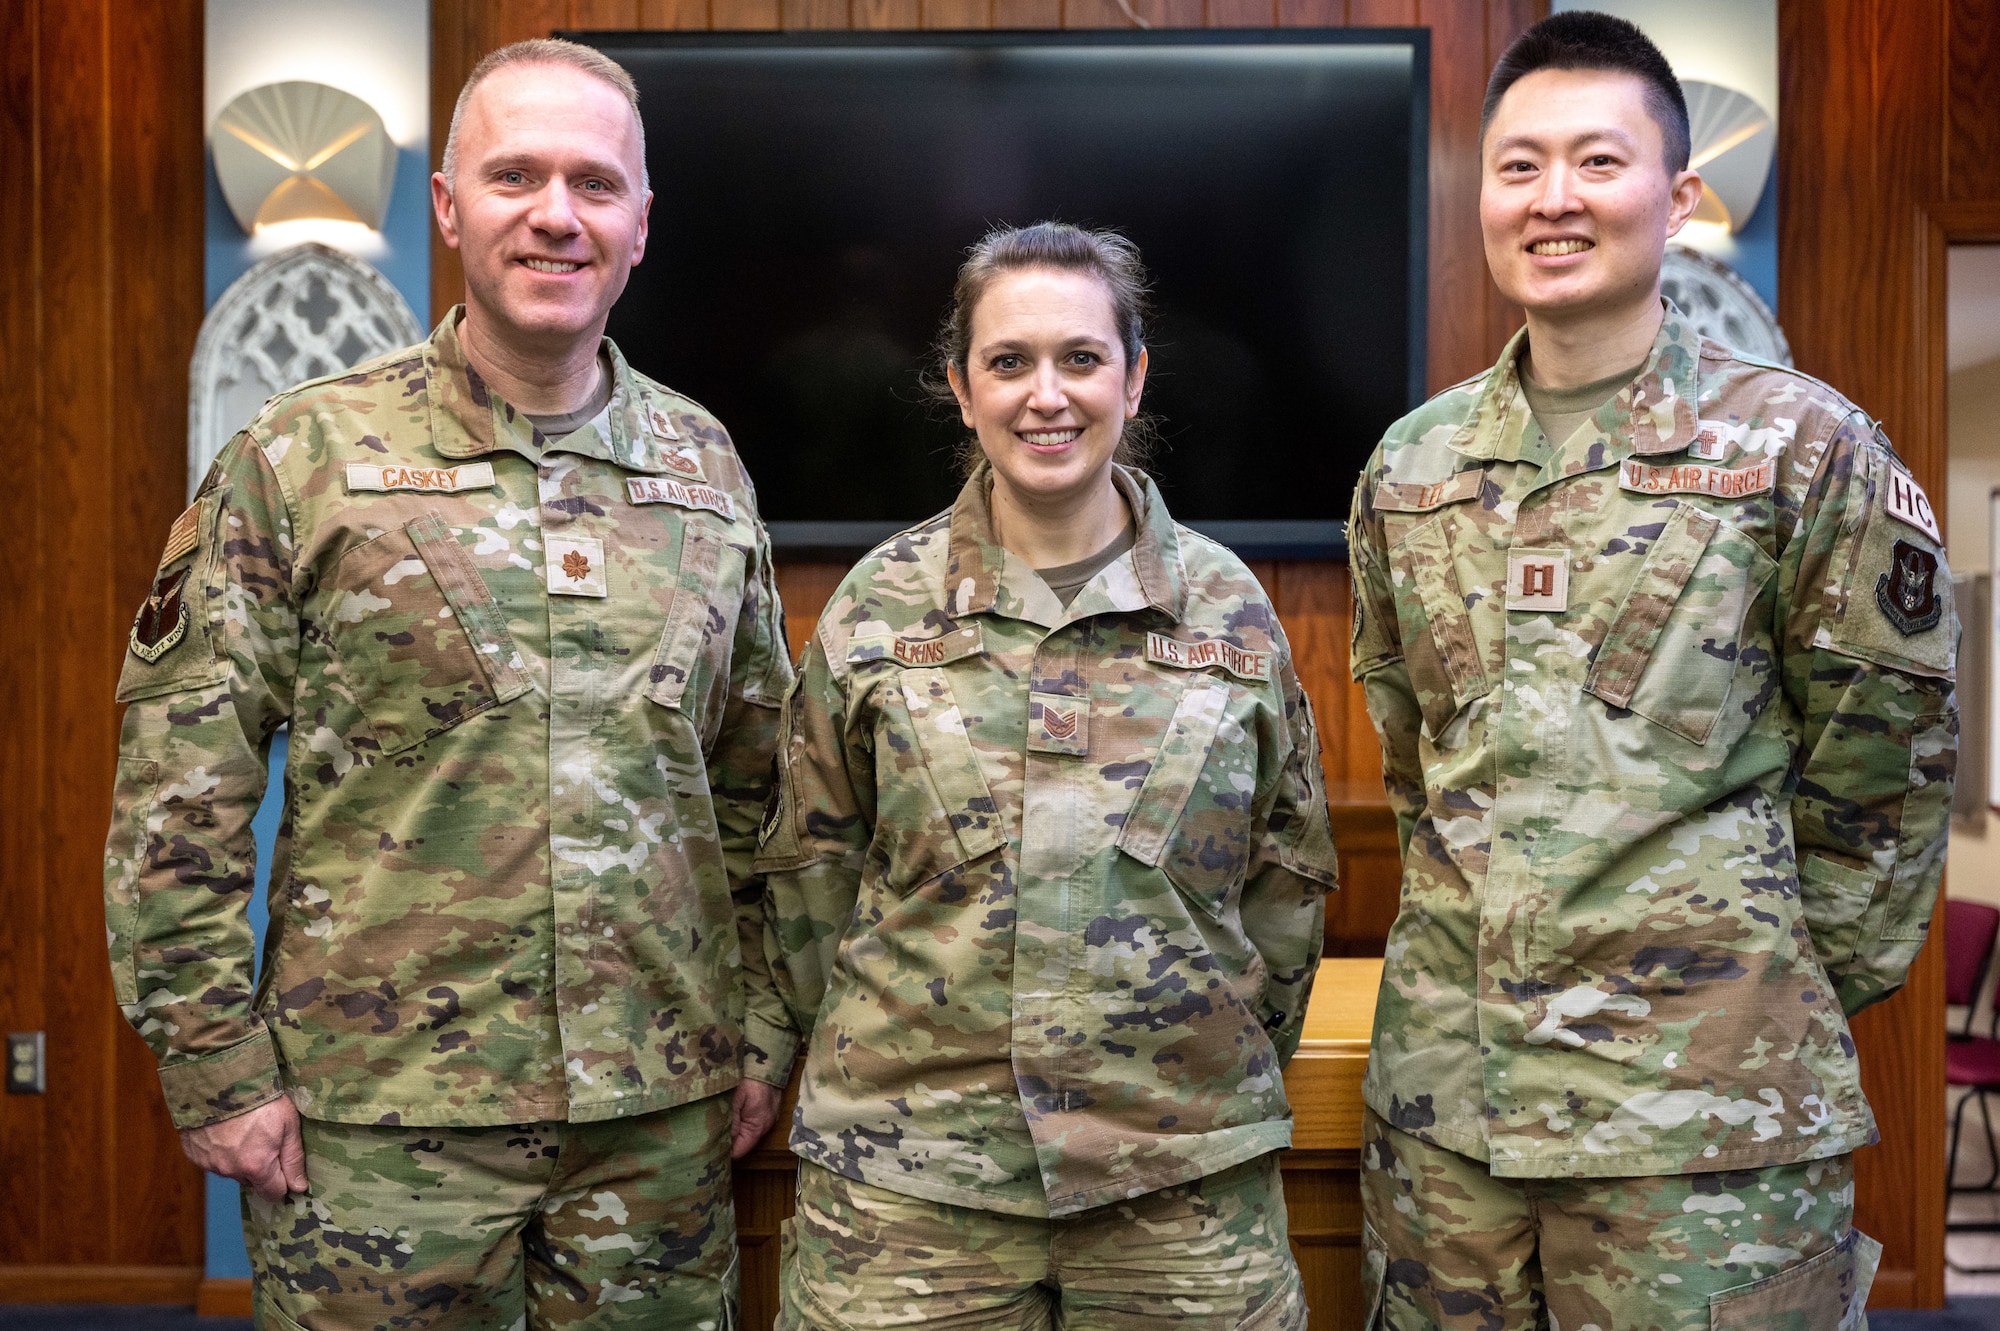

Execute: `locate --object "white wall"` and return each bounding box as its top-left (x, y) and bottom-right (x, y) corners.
top-left (207, 0), bottom-right (428, 146)
top-left (1947, 246), bottom-right (2000, 912)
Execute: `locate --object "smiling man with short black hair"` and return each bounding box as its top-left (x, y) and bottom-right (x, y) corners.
top-left (1347, 11), bottom-right (1957, 1328)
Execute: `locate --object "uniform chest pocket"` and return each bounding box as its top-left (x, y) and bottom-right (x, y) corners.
top-left (1389, 513), bottom-right (1493, 740)
top-left (643, 525), bottom-right (746, 745)
top-left (1585, 501), bottom-right (1777, 745)
top-left (872, 667), bottom-right (1005, 894)
top-left (1115, 677), bottom-right (1255, 920)
top-left (325, 514), bottom-right (529, 757)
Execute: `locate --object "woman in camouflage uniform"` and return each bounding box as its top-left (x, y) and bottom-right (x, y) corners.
top-left (748, 223), bottom-right (1341, 1330)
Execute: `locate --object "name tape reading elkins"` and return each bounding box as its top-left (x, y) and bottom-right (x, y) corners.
top-left (1618, 458), bottom-right (1775, 499)
top-left (345, 462), bottom-right (496, 493)
top-left (626, 476), bottom-right (736, 520)
top-left (1145, 632), bottom-right (1272, 682)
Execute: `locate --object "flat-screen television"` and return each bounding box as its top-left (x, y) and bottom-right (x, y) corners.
top-left (578, 29), bottom-right (1428, 558)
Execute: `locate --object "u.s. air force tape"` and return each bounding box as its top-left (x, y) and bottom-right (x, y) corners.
top-left (626, 476), bottom-right (736, 520)
top-left (1145, 632), bottom-right (1271, 682)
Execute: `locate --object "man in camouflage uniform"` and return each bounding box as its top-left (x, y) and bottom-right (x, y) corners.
top-left (103, 40), bottom-right (790, 1329)
top-left (753, 460), bottom-right (1338, 1328)
top-left (1348, 13), bottom-right (1955, 1330)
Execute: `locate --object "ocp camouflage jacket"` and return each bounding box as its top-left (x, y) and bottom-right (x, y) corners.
top-left (104, 309), bottom-right (792, 1131)
top-left (754, 464), bottom-right (1339, 1217)
top-left (1348, 308), bottom-right (1957, 1179)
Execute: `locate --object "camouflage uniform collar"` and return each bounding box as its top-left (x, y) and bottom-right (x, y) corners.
top-left (424, 306), bottom-right (674, 473)
top-left (944, 463), bottom-right (1186, 625)
top-left (1447, 300), bottom-right (1702, 464)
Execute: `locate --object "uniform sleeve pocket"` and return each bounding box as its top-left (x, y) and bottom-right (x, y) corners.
top-left (1115, 677), bottom-right (1253, 920)
top-left (1709, 1227), bottom-right (1879, 1330)
top-left (104, 756), bottom-right (161, 1009)
top-left (327, 514), bottom-right (527, 757)
top-left (875, 668), bottom-right (1004, 893)
top-left (1586, 504), bottom-right (1775, 745)
top-left (1388, 515), bottom-right (1491, 739)
top-left (1800, 854), bottom-right (1879, 971)
top-left (644, 526), bottom-right (747, 741)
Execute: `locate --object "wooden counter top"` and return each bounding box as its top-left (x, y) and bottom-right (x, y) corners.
top-left (1285, 955), bottom-right (1383, 1152)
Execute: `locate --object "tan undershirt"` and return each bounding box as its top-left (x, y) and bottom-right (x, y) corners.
top-left (1520, 357), bottom-right (1649, 450)
top-left (1036, 523), bottom-right (1138, 609)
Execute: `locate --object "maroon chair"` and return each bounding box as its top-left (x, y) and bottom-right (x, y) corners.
top-left (1946, 898), bottom-right (2000, 1271)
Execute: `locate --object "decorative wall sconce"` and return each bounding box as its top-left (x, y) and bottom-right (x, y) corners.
top-left (1682, 80), bottom-right (1774, 234)
top-left (212, 81), bottom-right (396, 233)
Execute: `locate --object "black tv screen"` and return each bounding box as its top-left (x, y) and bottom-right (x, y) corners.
top-left (579, 30), bottom-right (1428, 558)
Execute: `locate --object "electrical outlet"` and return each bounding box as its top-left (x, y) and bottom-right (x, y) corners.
top-left (7, 1032), bottom-right (45, 1094)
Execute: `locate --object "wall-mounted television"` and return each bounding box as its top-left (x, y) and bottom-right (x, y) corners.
top-left (578, 29), bottom-right (1429, 559)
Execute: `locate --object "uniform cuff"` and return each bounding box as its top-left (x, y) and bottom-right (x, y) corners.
top-left (742, 1011), bottom-right (799, 1089)
top-left (157, 1031), bottom-right (284, 1130)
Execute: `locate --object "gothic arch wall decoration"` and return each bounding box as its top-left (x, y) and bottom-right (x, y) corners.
top-left (189, 241), bottom-right (422, 496)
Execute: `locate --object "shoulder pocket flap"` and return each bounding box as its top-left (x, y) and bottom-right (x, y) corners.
top-left (1115, 678), bottom-right (1231, 881)
top-left (897, 670), bottom-right (1004, 867)
top-left (117, 491), bottom-right (229, 702)
top-left (847, 624), bottom-right (985, 669)
top-left (405, 514), bottom-right (530, 702)
top-left (1709, 1228), bottom-right (1879, 1330)
top-left (1397, 515), bottom-right (1490, 713)
top-left (1585, 501), bottom-right (1719, 710)
top-left (1823, 448), bottom-right (1954, 679)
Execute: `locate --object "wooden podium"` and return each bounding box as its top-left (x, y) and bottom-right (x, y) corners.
top-left (733, 957), bottom-right (1383, 1330)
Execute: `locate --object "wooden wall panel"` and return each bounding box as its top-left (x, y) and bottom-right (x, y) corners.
top-left (1780, 0), bottom-right (2000, 1307)
top-left (0, 0), bottom-right (206, 1284)
top-left (1946, 0), bottom-right (2000, 203)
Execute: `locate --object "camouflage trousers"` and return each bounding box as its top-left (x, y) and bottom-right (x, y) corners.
top-left (1359, 1109), bottom-right (1879, 1331)
top-left (244, 1092), bottom-right (737, 1331)
top-left (779, 1154), bottom-right (1307, 1331)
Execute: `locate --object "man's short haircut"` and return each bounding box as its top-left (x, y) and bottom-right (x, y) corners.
top-left (440, 38), bottom-right (649, 192)
top-left (1480, 11), bottom-right (1691, 174)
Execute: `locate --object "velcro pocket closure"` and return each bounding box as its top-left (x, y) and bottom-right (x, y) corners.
top-left (878, 668), bottom-right (1004, 892)
top-left (1586, 501), bottom-right (1719, 710)
top-left (1115, 677), bottom-right (1248, 919)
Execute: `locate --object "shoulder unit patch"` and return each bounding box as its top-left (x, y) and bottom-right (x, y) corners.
top-left (1876, 539), bottom-right (1943, 636)
top-left (129, 568), bottom-right (191, 663)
